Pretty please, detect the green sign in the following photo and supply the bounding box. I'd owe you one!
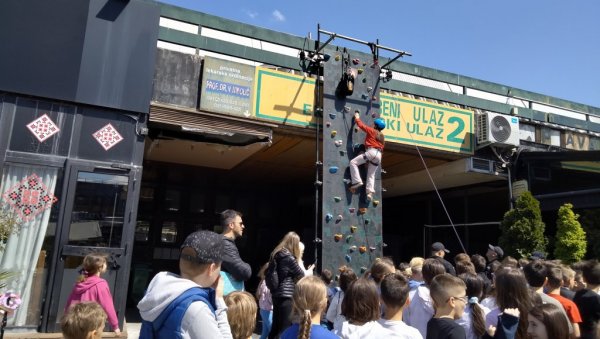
[200,57,255,117]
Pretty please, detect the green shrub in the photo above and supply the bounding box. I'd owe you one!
[0,208,20,253]
[499,191,547,258]
[554,203,587,264]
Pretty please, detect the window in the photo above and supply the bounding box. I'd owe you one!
[161,221,178,243]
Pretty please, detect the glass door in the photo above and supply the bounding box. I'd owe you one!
[43,161,137,332]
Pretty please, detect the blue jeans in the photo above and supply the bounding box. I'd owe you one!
[260,308,273,339]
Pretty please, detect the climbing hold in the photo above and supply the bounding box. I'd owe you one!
[325,121,331,127]
[339,150,346,156]
[354,127,359,133]
[364,219,370,225]
[352,58,360,65]
[333,196,342,202]
[329,166,338,174]
[357,68,364,74]
[348,207,356,213]
[329,112,336,119]
[334,274,339,281]
[336,215,343,223]
[334,140,343,147]
[360,266,368,274]
[325,213,333,222]
[372,200,380,207]
[372,96,377,101]
[367,86,373,92]
[349,246,357,252]
[344,106,351,113]
[362,93,369,100]
[371,113,377,118]
[362,61,367,66]
[345,254,352,263]
[358,207,367,215]
[359,246,367,254]
[350,225,357,233]
[334,233,343,242]
[362,78,367,83]
[346,235,353,243]
[331,130,337,137]
[335,55,341,61]
[369,246,377,252]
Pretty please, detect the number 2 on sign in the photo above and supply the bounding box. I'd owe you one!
[446,117,465,144]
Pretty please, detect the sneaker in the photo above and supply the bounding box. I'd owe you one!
[349,182,363,193]
[366,193,373,201]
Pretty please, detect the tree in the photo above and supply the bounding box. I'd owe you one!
[554,203,587,264]
[0,207,19,253]
[0,207,20,288]
[499,191,547,258]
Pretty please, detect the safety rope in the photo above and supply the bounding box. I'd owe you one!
[396,103,467,254]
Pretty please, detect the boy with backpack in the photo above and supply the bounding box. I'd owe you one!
[138,230,233,339]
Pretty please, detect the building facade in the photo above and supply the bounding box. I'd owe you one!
[0,0,599,332]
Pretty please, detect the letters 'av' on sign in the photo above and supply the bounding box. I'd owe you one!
[380,94,474,154]
[200,57,255,118]
[253,68,316,127]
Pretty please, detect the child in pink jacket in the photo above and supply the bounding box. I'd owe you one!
[65,253,121,336]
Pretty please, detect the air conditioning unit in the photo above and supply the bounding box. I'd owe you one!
[477,112,520,147]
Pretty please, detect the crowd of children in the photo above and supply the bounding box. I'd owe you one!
[59,237,600,339]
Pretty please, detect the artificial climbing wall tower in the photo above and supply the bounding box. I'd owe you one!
[321,50,384,276]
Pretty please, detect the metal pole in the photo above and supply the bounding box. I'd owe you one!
[507,165,514,209]
[380,53,407,70]
[318,29,412,56]
[313,25,321,268]
[314,34,336,54]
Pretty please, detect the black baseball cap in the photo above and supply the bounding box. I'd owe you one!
[180,230,224,264]
[530,251,546,260]
[488,244,504,258]
[431,242,450,253]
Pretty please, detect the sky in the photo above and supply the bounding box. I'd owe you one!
[161,0,600,109]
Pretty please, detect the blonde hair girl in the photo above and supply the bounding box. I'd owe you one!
[268,232,308,339]
[280,276,338,339]
[224,291,257,339]
[270,231,302,262]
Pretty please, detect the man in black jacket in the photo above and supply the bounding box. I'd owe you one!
[430,242,456,276]
[220,209,251,295]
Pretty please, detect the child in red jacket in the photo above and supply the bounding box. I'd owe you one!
[65,254,121,336]
[349,112,386,201]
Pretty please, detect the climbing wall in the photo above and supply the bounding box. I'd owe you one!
[321,51,383,277]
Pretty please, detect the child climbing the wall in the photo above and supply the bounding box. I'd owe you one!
[349,111,386,201]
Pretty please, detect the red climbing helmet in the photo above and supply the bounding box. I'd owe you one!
[374,118,386,130]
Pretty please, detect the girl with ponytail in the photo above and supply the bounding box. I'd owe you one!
[458,273,490,339]
[280,276,337,339]
[65,253,121,336]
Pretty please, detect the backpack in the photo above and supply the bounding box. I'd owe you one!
[265,257,279,292]
[139,287,216,339]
